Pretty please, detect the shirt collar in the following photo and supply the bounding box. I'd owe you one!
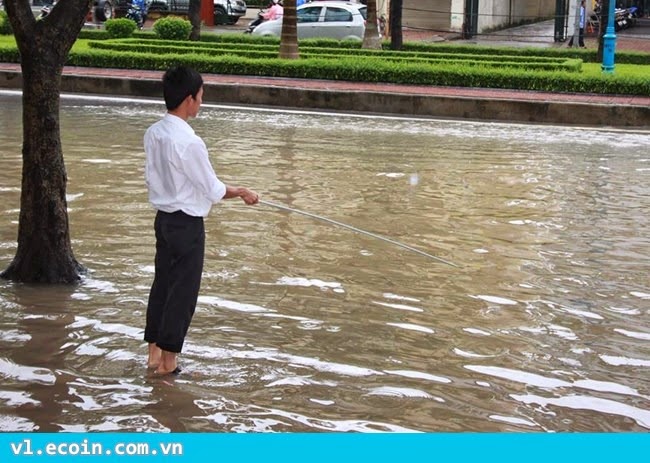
[163,112,195,135]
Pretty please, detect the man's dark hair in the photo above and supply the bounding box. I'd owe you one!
[162,66,204,111]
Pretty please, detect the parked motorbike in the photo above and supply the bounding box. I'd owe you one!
[125,2,147,29]
[37,1,56,20]
[614,7,638,31]
[37,6,51,19]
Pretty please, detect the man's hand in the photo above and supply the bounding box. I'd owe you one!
[240,188,259,205]
[223,185,259,204]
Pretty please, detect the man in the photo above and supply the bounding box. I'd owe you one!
[144,66,259,375]
[568,0,586,48]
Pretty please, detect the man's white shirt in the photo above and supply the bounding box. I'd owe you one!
[144,113,226,217]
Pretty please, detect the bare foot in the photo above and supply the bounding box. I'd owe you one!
[154,349,178,375]
[154,366,182,376]
[147,343,162,369]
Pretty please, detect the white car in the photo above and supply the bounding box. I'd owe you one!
[252,1,369,41]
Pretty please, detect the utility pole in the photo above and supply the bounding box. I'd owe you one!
[601,0,617,72]
[554,0,567,42]
[389,0,403,50]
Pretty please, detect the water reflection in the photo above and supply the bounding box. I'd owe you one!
[0,91,649,432]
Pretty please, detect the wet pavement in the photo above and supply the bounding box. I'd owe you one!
[400,17,650,53]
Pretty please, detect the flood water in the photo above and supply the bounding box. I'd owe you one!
[0,91,649,432]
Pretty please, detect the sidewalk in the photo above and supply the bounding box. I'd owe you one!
[401,18,650,53]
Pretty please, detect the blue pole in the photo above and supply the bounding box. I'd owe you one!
[601,0,617,73]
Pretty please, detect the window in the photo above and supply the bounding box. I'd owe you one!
[324,7,353,23]
[297,6,322,23]
[359,6,367,20]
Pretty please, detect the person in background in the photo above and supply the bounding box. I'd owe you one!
[568,0,587,47]
[261,0,284,21]
[144,66,259,376]
[246,0,283,33]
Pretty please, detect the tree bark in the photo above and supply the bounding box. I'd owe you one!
[189,0,201,41]
[389,0,403,50]
[1,0,88,283]
[362,0,382,49]
[279,0,299,59]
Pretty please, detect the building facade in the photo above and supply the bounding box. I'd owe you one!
[381,0,557,37]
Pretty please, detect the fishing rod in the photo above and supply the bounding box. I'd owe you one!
[259,200,458,268]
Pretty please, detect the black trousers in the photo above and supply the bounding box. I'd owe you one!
[144,210,205,353]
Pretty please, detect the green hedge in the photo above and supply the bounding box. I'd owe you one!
[399,41,650,65]
[62,48,650,95]
[158,31,650,65]
[153,16,192,40]
[0,11,13,35]
[74,28,650,65]
[105,18,137,39]
[1,30,648,95]
[90,38,576,63]
[88,39,583,72]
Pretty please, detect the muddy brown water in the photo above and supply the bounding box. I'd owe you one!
[1,91,649,432]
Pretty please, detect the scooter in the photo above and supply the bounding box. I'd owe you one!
[244,9,266,34]
[37,5,51,19]
[245,0,283,34]
[126,3,146,29]
[37,1,56,20]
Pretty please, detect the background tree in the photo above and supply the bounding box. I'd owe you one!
[362,0,381,49]
[389,0,403,50]
[1,0,88,283]
[188,0,201,41]
[279,0,299,59]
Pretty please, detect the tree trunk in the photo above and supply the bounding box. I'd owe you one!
[1,0,88,283]
[279,0,299,59]
[189,0,201,41]
[362,0,382,49]
[389,0,403,50]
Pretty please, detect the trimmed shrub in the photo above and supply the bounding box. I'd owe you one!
[2,29,648,96]
[88,39,584,73]
[152,17,191,41]
[59,46,650,96]
[0,11,13,35]
[105,18,137,39]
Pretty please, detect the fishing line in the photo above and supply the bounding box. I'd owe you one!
[259,200,458,268]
